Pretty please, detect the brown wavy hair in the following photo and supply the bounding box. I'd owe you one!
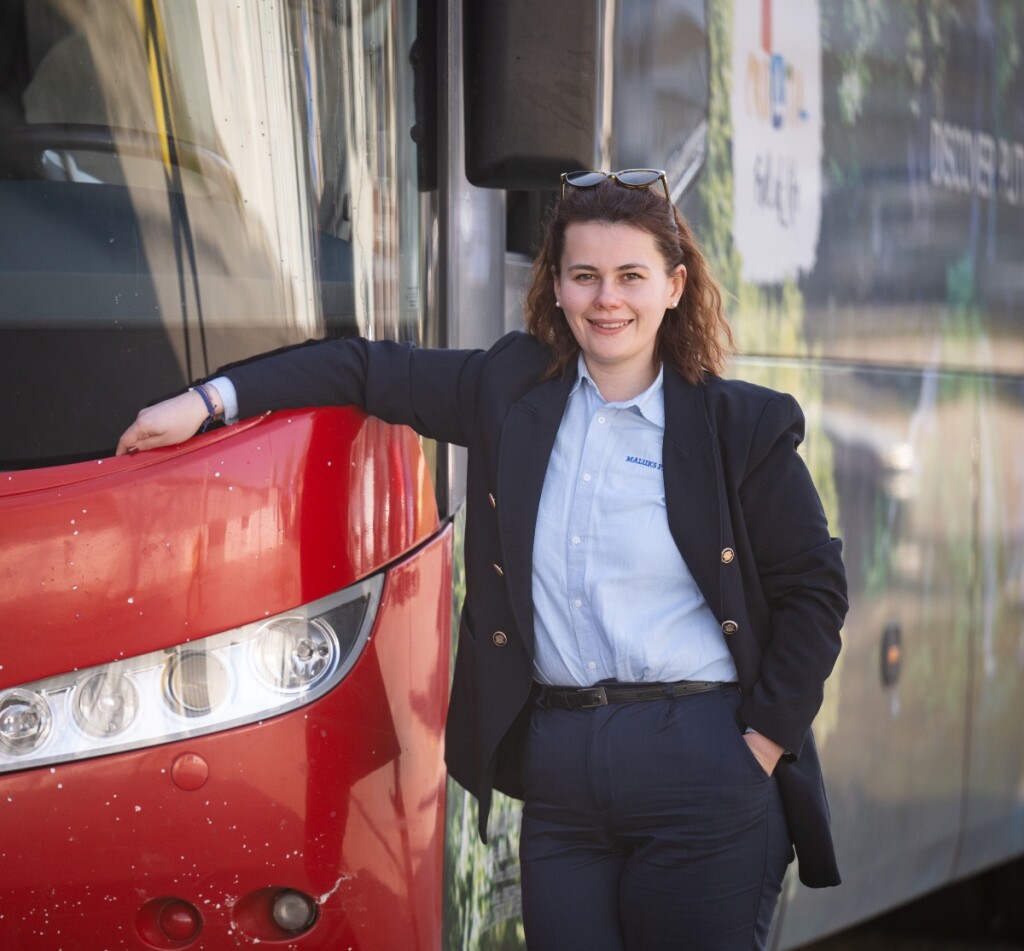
[524,177,734,384]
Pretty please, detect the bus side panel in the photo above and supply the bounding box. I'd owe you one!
[686,1,1024,946]
[957,375,1024,878]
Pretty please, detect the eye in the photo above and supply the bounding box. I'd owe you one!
[621,271,644,282]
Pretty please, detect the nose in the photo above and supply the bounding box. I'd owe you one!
[593,279,622,310]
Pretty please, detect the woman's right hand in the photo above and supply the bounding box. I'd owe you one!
[116,385,222,456]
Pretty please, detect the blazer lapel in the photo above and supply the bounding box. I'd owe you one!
[662,370,724,618]
[496,370,576,655]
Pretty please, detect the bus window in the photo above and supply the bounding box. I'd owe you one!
[612,0,709,200]
[0,0,431,468]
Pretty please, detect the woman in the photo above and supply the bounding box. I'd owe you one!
[118,170,848,950]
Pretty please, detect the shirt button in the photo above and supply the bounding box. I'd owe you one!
[582,473,591,482]
[597,415,606,424]
[492,563,504,577]
[721,620,739,635]
[721,547,736,564]
[574,599,582,608]
[572,535,581,545]
[587,661,597,670]
[492,631,508,647]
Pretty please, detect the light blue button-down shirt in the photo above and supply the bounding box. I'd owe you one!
[531,357,737,687]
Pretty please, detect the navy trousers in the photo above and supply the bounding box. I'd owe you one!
[519,686,793,950]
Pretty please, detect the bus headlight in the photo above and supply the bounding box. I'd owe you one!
[252,617,338,693]
[73,671,140,737]
[0,575,381,773]
[0,689,51,754]
[165,651,231,717]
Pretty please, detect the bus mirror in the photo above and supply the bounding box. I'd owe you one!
[463,0,602,189]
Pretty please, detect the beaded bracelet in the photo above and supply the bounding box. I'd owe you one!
[190,383,218,433]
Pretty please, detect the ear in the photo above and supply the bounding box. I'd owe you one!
[669,264,686,307]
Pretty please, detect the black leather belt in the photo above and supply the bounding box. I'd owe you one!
[537,680,733,710]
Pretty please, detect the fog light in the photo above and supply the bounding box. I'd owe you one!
[272,889,317,932]
[0,690,51,754]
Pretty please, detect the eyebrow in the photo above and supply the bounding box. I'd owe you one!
[566,262,652,273]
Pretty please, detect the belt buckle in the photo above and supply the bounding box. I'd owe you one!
[579,685,608,708]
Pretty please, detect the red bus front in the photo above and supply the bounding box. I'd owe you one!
[0,1,454,946]
[1,411,451,947]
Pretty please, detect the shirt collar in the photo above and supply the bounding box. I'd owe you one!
[573,354,665,427]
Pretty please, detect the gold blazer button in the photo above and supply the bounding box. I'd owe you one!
[721,620,739,635]
[488,492,497,509]
[721,547,735,564]
[493,563,505,577]
[492,631,508,647]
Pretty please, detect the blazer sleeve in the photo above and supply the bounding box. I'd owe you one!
[735,393,848,756]
[222,335,518,448]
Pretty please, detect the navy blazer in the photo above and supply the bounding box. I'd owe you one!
[227,331,849,887]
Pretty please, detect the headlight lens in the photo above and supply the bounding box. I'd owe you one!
[0,690,52,754]
[0,575,381,773]
[252,617,338,693]
[165,651,232,717]
[73,671,140,737]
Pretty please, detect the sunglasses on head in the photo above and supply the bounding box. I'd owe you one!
[560,168,671,203]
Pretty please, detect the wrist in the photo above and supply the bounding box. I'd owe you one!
[201,382,224,417]
[190,383,222,432]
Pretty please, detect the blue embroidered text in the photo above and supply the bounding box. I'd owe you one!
[625,455,664,471]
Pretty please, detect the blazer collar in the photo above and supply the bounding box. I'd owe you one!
[662,369,723,617]
[496,366,577,653]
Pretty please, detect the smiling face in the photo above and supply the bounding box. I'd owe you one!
[554,221,685,401]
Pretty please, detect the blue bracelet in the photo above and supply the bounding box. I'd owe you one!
[191,384,217,433]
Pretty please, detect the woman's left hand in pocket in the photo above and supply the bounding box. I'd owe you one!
[743,731,785,776]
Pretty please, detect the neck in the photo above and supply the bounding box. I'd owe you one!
[584,359,660,403]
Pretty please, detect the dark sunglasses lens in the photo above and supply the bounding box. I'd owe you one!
[615,169,663,187]
[564,170,608,188]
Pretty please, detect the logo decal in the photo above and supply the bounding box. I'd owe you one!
[625,455,664,471]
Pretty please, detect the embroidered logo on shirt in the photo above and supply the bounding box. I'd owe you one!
[625,455,664,471]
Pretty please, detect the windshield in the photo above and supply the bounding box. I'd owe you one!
[0,0,430,467]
